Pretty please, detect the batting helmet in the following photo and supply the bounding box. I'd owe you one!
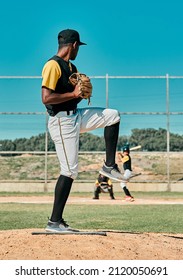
[123,144,130,153]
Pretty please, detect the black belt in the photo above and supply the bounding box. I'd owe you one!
[66,109,77,115]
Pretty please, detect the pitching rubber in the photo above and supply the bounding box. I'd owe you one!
[31,231,107,236]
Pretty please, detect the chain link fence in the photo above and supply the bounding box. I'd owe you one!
[0,75,183,191]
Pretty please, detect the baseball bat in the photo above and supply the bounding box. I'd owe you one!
[130,145,142,151]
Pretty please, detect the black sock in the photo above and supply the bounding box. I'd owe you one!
[123,186,132,197]
[104,122,120,166]
[50,175,73,222]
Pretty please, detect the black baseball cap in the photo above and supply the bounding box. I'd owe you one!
[58,29,86,45]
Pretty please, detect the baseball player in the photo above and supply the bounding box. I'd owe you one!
[93,174,115,200]
[118,144,134,202]
[41,29,125,233]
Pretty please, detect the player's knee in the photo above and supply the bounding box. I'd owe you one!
[114,109,120,123]
[105,109,120,126]
[61,170,78,180]
[71,170,78,180]
[71,171,78,180]
[120,182,125,188]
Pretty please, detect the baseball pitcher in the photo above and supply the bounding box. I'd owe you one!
[41,29,125,233]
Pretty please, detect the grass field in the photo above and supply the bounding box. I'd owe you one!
[1,191,183,198]
[1,192,183,233]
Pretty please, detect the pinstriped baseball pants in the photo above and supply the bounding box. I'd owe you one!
[48,107,120,179]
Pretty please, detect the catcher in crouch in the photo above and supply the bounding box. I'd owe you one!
[93,174,115,200]
[41,29,124,233]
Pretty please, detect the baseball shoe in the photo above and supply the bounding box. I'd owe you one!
[125,196,135,202]
[99,163,125,182]
[93,196,99,199]
[45,218,78,233]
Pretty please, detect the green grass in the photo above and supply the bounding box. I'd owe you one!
[1,191,183,199]
[0,191,54,197]
[0,202,183,233]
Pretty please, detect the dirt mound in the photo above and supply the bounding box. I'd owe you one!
[0,228,183,260]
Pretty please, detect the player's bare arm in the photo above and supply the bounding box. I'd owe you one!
[42,84,81,105]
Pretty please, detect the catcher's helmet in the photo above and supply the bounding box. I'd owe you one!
[123,144,130,153]
[98,174,108,183]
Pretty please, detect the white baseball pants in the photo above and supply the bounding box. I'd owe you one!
[120,169,132,188]
[48,107,120,179]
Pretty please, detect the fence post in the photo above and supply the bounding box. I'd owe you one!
[44,112,48,192]
[166,74,170,191]
[106,73,109,108]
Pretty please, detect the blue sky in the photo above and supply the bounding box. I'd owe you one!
[0,0,183,140]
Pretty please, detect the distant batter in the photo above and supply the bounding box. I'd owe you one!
[118,144,134,202]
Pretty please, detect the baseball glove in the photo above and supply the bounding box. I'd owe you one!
[69,73,92,105]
